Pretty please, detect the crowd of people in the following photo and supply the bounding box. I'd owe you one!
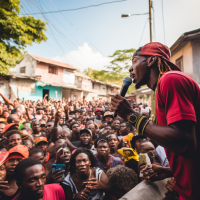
[1,41,198,200]
[0,92,177,200]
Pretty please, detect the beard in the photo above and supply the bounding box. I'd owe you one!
[135,68,150,89]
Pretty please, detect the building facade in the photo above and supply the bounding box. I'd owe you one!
[170,28,200,85]
[10,54,120,101]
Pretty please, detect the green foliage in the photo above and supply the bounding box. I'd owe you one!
[83,48,136,94]
[0,0,47,75]
[109,48,136,69]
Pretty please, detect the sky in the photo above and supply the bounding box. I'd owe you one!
[21,0,200,71]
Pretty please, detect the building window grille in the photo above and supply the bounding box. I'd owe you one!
[49,65,57,75]
[20,67,26,73]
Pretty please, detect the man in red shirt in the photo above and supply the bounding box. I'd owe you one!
[111,42,200,200]
[12,157,65,200]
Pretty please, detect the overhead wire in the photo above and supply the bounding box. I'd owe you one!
[21,0,66,55]
[0,0,127,16]
[49,0,106,56]
[28,0,67,58]
[138,18,149,48]
[29,0,103,69]
[27,0,88,68]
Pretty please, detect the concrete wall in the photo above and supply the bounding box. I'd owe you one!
[0,78,62,102]
[100,84,106,94]
[35,63,63,84]
[191,39,200,85]
[75,76,82,88]
[63,69,75,85]
[16,55,37,76]
[171,41,193,78]
[35,85,62,101]
[62,89,71,99]
[82,79,92,90]
[0,78,12,102]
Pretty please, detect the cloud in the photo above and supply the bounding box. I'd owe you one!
[52,43,112,71]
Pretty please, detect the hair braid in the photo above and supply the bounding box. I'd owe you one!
[157,57,172,81]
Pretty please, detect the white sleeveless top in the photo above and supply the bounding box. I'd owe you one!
[62,168,104,200]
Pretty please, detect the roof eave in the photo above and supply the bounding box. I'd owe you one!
[170,28,200,54]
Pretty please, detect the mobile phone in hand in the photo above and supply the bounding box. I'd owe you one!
[51,164,66,171]
[139,153,154,177]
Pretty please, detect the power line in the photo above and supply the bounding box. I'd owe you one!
[138,18,149,48]
[28,0,67,57]
[20,1,69,57]
[28,0,95,69]
[27,0,86,68]
[48,0,106,56]
[30,0,102,69]
[161,0,165,44]
[0,0,127,16]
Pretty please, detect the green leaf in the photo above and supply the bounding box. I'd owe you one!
[0,0,47,75]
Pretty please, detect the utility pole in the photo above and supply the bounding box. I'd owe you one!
[149,0,153,43]
[149,0,155,118]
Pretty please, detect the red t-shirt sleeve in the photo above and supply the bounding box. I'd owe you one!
[157,73,196,125]
[44,184,65,200]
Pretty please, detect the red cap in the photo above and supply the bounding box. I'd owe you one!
[95,108,103,113]
[4,123,19,132]
[7,145,29,160]
[35,137,48,146]
[134,42,181,71]
[0,151,9,166]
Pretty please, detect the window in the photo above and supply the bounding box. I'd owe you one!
[175,56,183,71]
[49,65,57,75]
[92,82,95,89]
[20,67,26,73]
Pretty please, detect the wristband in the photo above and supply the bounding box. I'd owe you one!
[141,119,150,135]
[136,116,146,134]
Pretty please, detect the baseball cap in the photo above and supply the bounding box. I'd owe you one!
[6,145,29,162]
[4,123,19,132]
[80,129,92,137]
[133,42,181,71]
[95,108,103,113]
[103,111,114,120]
[0,151,9,166]
[35,137,48,146]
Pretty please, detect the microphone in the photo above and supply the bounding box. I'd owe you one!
[114,77,132,117]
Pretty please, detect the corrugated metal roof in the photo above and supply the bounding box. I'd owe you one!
[28,54,76,70]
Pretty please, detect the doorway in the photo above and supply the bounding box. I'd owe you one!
[43,89,49,101]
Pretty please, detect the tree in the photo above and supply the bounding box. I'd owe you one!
[0,0,47,75]
[83,48,136,94]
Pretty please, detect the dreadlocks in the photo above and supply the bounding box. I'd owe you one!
[157,57,172,81]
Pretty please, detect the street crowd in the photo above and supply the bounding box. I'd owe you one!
[0,92,177,200]
[0,41,199,200]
